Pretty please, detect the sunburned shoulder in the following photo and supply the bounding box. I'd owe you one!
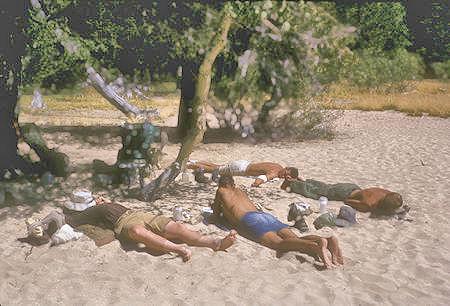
[363,187,391,194]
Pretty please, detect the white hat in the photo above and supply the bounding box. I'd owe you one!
[64,190,96,211]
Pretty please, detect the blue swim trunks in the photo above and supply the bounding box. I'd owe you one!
[239,211,289,242]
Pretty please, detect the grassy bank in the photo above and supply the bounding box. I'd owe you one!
[325,79,450,118]
[18,79,449,126]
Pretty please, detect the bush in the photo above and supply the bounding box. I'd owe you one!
[334,2,411,51]
[344,48,425,91]
[430,60,450,79]
[271,101,340,141]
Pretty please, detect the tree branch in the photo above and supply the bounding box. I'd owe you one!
[141,13,233,202]
[29,0,157,121]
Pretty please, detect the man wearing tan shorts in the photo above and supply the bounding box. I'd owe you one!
[28,197,236,262]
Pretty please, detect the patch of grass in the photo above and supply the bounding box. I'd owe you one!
[19,86,180,113]
[325,79,450,118]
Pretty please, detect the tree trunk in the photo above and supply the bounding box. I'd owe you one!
[0,1,43,178]
[0,56,31,178]
[257,88,282,126]
[86,67,158,121]
[141,13,233,202]
[177,61,199,138]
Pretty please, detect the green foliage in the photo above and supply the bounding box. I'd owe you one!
[430,60,450,79]
[420,2,449,62]
[343,48,425,90]
[23,0,223,89]
[215,1,356,105]
[209,1,356,139]
[23,6,85,90]
[335,2,411,51]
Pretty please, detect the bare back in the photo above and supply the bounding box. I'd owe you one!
[344,188,391,212]
[213,186,257,226]
[245,162,283,178]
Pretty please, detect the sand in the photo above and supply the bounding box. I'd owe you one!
[1,110,449,305]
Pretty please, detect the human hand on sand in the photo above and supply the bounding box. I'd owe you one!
[95,196,111,204]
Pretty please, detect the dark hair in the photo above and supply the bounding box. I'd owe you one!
[286,167,299,178]
[218,175,234,187]
[378,192,403,211]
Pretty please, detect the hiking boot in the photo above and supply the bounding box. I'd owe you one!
[293,217,309,232]
[211,169,220,183]
[194,168,209,184]
[287,202,312,222]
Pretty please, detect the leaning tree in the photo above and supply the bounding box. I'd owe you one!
[1,0,234,202]
[0,1,42,178]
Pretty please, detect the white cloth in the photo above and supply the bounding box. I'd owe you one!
[256,175,268,182]
[218,160,250,176]
[51,224,83,245]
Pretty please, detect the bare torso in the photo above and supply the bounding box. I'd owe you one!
[345,188,391,212]
[245,162,283,179]
[213,186,257,226]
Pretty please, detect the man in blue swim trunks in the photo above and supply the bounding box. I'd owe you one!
[207,175,344,269]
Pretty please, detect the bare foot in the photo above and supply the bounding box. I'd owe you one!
[315,237,332,269]
[327,236,344,265]
[214,229,237,251]
[300,236,332,269]
[178,247,192,262]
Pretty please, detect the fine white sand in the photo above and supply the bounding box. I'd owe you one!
[1,110,449,305]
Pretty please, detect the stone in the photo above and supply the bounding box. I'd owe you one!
[206,113,220,129]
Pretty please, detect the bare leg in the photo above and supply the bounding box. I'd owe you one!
[187,161,221,173]
[262,229,333,269]
[163,221,236,251]
[299,235,343,265]
[128,224,192,262]
[327,236,344,265]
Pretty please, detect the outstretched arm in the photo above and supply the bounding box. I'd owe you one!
[280,178,291,190]
[207,194,223,224]
[251,178,265,187]
[344,199,371,212]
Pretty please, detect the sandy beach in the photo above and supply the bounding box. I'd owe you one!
[1,110,449,305]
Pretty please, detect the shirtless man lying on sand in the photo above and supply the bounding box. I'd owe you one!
[282,179,405,215]
[207,175,343,269]
[28,197,236,262]
[187,160,305,187]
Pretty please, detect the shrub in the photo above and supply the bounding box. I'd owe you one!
[344,48,425,91]
[271,100,341,141]
[430,60,450,79]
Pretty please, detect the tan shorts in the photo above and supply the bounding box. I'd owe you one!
[114,211,172,239]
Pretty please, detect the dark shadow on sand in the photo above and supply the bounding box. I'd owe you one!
[39,125,251,145]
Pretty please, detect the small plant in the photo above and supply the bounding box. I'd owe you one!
[430,60,450,79]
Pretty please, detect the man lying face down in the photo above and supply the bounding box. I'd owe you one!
[187,160,305,187]
[282,178,405,215]
[207,175,344,269]
[27,197,237,262]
